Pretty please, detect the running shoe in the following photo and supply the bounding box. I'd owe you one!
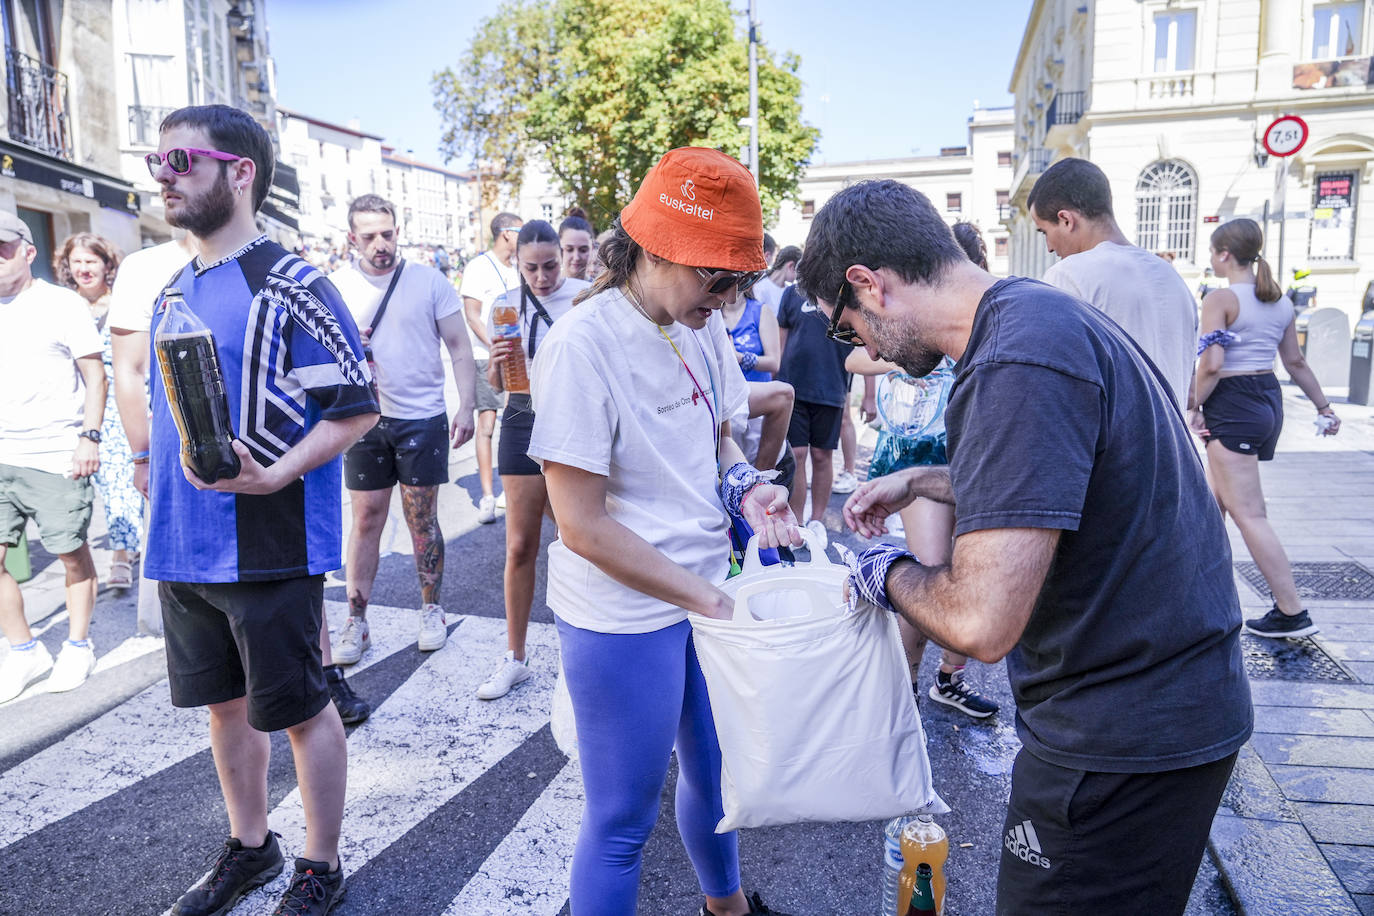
[418,604,448,652]
[476,650,532,700]
[701,891,794,915]
[271,857,345,916]
[47,640,96,693]
[173,833,284,916]
[928,668,999,718]
[495,490,507,510]
[324,665,370,725]
[0,643,53,703]
[332,616,369,666]
[478,494,498,524]
[804,519,829,553]
[1245,605,1319,639]
[831,471,859,494]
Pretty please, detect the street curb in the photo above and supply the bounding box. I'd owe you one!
[1208,742,1360,915]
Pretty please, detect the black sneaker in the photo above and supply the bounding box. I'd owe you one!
[1245,605,1319,639]
[325,664,370,724]
[700,891,794,915]
[928,669,999,718]
[272,857,346,915]
[172,833,284,916]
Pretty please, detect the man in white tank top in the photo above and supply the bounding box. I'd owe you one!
[1031,158,1198,411]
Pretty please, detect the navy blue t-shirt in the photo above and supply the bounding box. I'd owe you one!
[146,237,377,583]
[777,285,850,406]
[946,277,1252,773]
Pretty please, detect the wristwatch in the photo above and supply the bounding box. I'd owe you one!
[78,429,102,444]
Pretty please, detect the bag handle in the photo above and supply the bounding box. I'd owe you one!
[727,574,847,624]
[739,529,836,574]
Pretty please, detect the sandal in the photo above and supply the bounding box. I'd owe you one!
[107,560,134,589]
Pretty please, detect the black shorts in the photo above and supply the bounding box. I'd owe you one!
[498,394,541,476]
[1202,373,1283,461]
[344,413,450,490]
[159,576,329,732]
[995,749,1237,915]
[786,400,843,450]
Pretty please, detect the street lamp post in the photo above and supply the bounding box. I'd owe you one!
[747,0,760,187]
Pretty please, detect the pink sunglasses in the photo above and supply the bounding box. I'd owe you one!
[144,147,242,178]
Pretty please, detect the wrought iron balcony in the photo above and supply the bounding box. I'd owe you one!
[1027,148,1053,173]
[5,47,73,160]
[128,105,176,147]
[1046,90,1085,128]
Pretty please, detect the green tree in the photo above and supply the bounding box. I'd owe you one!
[432,0,818,227]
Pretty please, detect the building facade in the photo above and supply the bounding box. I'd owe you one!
[1008,0,1374,322]
[773,107,1015,275]
[277,108,385,248]
[381,147,470,254]
[3,0,144,277]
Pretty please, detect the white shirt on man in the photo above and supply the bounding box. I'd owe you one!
[330,258,463,420]
[0,280,105,475]
[107,240,196,333]
[528,291,749,634]
[1042,241,1198,409]
[459,251,519,360]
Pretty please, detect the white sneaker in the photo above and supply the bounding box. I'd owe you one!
[804,519,830,553]
[47,641,96,693]
[495,491,507,510]
[333,616,370,666]
[418,603,448,651]
[831,471,859,494]
[478,495,497,524]
[0,643,54,702]
[476,650,532,700]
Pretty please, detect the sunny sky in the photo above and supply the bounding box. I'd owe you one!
[269,0,1034,169]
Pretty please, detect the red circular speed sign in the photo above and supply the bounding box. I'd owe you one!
[1263,115,1309,158]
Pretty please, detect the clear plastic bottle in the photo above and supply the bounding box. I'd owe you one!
[880,815,915,916]
[154,288,241,482]
[491,303,529,393]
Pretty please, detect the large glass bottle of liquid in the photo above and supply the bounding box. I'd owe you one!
[491,302,529,393]
[896,814,948,915]
[154,288,241,482]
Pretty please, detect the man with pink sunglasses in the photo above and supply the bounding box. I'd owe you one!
[144,105,378,916]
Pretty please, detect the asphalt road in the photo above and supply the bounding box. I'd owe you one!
[0,437,1238,915]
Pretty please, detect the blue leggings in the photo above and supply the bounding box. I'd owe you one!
[557,616,739,915]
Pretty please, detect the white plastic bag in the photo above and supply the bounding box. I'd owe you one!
[690,534,947,832]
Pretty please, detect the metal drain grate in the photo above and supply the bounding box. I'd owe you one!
[1241,634,1354,681]
[1235,561,1374,601]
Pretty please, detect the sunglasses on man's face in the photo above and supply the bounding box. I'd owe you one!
[695,267,765,297]
[144,147,242,178]
[826,279,864,347]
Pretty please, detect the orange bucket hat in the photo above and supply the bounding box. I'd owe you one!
[620,147,766,272]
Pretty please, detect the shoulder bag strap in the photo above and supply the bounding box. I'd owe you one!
[367,259,406,339]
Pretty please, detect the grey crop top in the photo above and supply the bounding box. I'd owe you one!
[1222,283,1292,372]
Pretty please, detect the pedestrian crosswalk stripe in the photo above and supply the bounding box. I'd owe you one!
[186,614,567,914]
[442,757,581,916]
[0,601,433,852]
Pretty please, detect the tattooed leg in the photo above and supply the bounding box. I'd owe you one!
[347,487,393,619]
[400,484,444,606]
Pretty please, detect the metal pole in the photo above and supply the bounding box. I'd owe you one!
[748,0,760,187]
[1275,157,1288,285]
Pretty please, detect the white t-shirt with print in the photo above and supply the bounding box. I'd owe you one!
[458,251,519,360]
[107,240,196,333]
[528,290,749,634]
[1042,242,1198,409]
[330,259,463,419]
[486,277,590,365]
[0,280,106,475]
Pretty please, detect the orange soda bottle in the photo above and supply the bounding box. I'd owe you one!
[896,814,948,915]
[491,303,529,393]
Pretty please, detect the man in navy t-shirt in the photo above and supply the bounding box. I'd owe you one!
[776,283,851,549]
[145,105,377,916]
[798,180,1251,915]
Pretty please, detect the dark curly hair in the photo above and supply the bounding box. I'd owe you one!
[54,232,122,292]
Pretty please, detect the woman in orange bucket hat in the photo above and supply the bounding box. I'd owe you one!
[525,148,802,915]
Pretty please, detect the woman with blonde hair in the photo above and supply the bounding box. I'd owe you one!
[55,233,142,589]
[1190,217,1339,638]
[528,148,800,915]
